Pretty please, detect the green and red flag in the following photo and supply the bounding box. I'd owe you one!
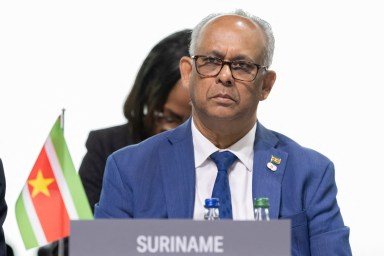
[15,116,93,249]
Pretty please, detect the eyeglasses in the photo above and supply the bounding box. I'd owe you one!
[154,111,184,126]
[192,55,267,82]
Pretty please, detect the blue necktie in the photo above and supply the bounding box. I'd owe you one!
[210,151,237,219]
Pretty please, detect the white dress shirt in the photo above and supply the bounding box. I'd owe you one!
[191,119,256,220]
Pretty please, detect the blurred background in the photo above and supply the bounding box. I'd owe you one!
[1,0,383,255]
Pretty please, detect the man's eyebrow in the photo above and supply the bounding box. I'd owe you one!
[204,50,223,58]
[206,50,254,62]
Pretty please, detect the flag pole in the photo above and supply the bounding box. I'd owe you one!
[58,239,65,256]
[61,108,66,131]
[58,108,65,256]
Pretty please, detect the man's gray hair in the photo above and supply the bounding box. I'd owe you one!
[189,9,275,67]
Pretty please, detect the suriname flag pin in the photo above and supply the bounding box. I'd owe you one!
[270,155,281,165]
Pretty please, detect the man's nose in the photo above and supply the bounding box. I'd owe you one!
[215,63,234,86]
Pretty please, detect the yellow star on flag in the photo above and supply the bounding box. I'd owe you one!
[28,170,55,197]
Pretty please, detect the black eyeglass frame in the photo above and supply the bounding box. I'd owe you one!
[191,55,268,82]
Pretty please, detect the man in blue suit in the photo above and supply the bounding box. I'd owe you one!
[95,9,351,255]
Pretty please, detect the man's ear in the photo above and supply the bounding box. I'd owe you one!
[179,56,193,89]
[260,70,276,101]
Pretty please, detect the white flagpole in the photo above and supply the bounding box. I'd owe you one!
[58,108,65,256]
[60,108,65,131]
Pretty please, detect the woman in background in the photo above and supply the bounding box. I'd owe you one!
[37,29,192,256]
[79,29,192,212]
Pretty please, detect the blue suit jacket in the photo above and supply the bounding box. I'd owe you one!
[95,119,351,255]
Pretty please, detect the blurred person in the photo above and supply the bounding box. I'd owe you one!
[79,29,192,212]
[38,29,192,256]
[95,10,351,255]
[0,159,7,256]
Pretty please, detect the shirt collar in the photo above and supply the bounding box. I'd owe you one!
[191,118,256,172]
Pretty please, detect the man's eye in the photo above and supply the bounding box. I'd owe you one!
[203,57,221,64]
[232,61,252,70]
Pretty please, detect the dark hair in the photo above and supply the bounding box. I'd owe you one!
[123,29,191,143]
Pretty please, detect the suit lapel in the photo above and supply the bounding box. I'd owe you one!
[252,123,287,219]
[159,119,195,218]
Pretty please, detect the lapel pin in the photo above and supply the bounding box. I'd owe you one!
[270,155,281,165]
[267,162,277,171]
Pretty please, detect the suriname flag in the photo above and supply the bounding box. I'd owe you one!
[15,116,93,249]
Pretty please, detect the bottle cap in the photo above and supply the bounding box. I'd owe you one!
[254,197,270,208]
[204,198,220,208]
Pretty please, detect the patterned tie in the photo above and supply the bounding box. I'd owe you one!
[210,151,237,219]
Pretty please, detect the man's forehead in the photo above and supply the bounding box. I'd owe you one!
[195,14,266,57]
[203,14,259,31]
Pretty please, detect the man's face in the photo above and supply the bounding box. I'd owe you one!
[181,15,275,127]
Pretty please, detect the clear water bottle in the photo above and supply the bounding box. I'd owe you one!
[204,198,220,220]
[254,197,270,221]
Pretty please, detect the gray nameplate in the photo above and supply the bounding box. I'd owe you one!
[70,219,290,256]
